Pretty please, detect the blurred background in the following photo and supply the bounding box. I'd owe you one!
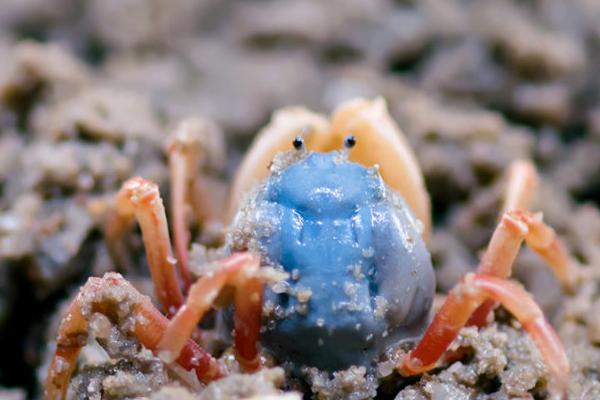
[1,0,600,398]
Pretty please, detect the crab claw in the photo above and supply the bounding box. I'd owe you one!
[227,98,431,240]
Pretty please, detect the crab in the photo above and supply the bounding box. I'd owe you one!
[44,98,577,399]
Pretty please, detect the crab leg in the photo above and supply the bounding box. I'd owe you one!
[44,286,90,400]
[398,273,569,396]
[497,160,576,287]
[116,177,184,315]
[467,211,575,326]
[479,211,573,283]
[467,161,575,327]
[166,121,205,289]
[233,271,263,371]
[501,159,538,214]
[157,252,263,372]
[44,273,223,400]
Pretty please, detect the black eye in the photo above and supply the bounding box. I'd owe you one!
[293,136,304,150]
[344,135,356,149]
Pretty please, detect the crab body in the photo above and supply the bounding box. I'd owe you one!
[231,151,435,371]
[45,100,573,400]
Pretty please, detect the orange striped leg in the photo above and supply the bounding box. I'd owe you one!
[167,118,227,289]
[166,124,203,290]
[501,159,538,214]
[158,252,263,372]
[499,160,573,285]
[116,177,184,315]
[44,281,92,400]
[470,160,575,327]
[234,272,263,371]
[468,211,576,326]
[398,274,569,396]
[44,273,222,400]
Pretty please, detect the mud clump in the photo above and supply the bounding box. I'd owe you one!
[304,366,378,400]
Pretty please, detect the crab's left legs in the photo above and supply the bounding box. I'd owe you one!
[115,178,184,315]
[157,252,263,372]
[398,273,569,396]
[167,121,203,289]
[167,118,226,290]
[233,260,264,371]
[44,273,223,400]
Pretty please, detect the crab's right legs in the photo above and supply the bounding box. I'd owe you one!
[44,273,223,400]
[479,211,574,287]
[466,210,575,327]
[468,160,577,327]
[501,159,538,214]
[398,273,569,396]
[495,159,576,287]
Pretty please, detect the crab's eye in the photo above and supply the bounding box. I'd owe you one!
[344,135,357,149]
[292,136,304,150]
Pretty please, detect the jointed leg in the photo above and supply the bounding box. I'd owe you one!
[497,160,576,287]
[400,161,572,395]
[468,211,575,326]
[398,273,569,396]
[116,177,184,315]
[44,282,90,400]
[44,273,223,400]
[478,211,574,284]
[166,120,205,290]
[501,159,538,214]
[233,269,263,372]
[468,160,576,326]
[158,252,263,372]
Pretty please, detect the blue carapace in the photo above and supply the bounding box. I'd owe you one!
[229,145,435,372]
